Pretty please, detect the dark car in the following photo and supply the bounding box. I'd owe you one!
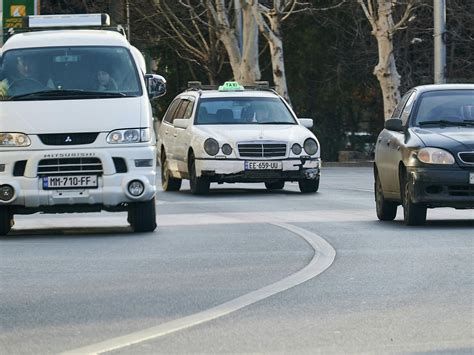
[374,84,474,225]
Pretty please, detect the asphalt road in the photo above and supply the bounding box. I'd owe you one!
[1,167,473,354]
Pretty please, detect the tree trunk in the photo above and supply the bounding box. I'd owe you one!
[373,1,401,119]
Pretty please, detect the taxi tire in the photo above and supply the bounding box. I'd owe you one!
[161,153,182,192]
[298,177,319,193]
[128,197,157,233]
[0,206,13,236]
[189,153,210,195]
[375,173,397,221]
[401,172,427,226]
[265,181,285,190]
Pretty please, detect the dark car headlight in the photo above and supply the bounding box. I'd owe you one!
[417,147,455,165]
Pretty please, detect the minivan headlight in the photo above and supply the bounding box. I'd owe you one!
[303,138,318,155]
[0,133,31,147]
[107,128,150,144]
[417,147,455,165]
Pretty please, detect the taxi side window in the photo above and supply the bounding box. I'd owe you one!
[163,99,180,124]
[174,100,190,120]
[183,99,195,119]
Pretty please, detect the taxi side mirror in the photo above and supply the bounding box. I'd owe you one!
[298,118,314,129]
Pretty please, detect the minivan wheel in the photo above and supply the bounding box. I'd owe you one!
[375,173,397,221]
[400,173,427,226]
[298,177,319,193]
[265,181,285,190]
[189,153,210,195]
[161,153,182,192]
[128,197,157,233]
[0,206,13,236]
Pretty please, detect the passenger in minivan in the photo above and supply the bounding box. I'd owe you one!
[96,69,118,91]
[0,56,45,98]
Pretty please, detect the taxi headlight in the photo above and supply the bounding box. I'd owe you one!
[107,128,150,144]
[204,138,219,156]
[291,143,302,155]
[417,148,455,165]
[222,143,233,155]
[0,133,31,147]
[303,138,318,155]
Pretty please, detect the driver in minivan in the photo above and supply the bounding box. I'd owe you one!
[0,56,44,98]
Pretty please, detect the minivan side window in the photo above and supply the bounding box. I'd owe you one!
[163,99,181,124]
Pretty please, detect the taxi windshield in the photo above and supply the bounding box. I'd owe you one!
[0,46,142,101]
[195,97,297,125]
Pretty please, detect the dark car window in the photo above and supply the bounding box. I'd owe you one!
[392,91,413,119]
[400,92,416,125]
[413,90,474,125]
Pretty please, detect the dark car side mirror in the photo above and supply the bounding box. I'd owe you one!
[145,74,166,99]
[384,118,404,132]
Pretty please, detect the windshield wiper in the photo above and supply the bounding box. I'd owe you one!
[418,120,470,127]
[8,89,127,100]
[259,122,295,125]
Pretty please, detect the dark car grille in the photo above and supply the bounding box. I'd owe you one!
[37,158,103,176]
[448,185,474,197]
[38,133,99,146]
[458,152,474,164]
[238,143,287,158]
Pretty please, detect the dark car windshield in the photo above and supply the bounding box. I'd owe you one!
[195,97,296,125]
[414,90,474,126]
[0,46,142,101]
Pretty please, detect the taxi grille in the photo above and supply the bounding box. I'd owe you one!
[37,158,103,176]
[238,143,287,158]
[458,152,474,164]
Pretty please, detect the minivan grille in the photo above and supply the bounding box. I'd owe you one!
[238,143,287,158]
[458,152,474,164]
[38,133,99,146]
[37,158,103,175]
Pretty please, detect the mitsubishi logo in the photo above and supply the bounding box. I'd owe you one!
[65,136,72,143]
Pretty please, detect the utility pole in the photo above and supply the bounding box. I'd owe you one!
[434,0,446,84]
[126,0,130,42]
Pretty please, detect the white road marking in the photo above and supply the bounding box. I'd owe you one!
[61,222,336,355]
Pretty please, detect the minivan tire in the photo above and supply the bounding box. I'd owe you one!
[0,206,13,236]
[128,197,157,233]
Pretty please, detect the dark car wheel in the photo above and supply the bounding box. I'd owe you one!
[375,173,397,221]
[265,181,285,190]
[161,152,182,192]
[298,177,319,193]
[128,197,157,233]
[189,152,210,195]
[400,172,427,226]
[0,206,13,236]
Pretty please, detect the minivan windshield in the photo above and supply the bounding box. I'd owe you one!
[0,46,142,101]
[195,97,297,125]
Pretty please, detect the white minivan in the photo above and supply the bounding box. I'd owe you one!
[0,14,166,235]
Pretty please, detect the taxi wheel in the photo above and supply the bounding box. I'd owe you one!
[401,173,427,226]
[265,181,285,190]
[298,177,319,193]
[189,153,210,195]
[161,153,182,192]
[0,206,13,236]
[128,197,157,233]
[375,173,397,221]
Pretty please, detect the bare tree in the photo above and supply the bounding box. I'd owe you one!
[357,0,418,119]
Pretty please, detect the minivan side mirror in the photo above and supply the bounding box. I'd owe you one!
[145,74,166,99]
[384,118,404,131]
[298,118,314,129]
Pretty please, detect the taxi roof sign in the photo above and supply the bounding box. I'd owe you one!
[219,81,244,91]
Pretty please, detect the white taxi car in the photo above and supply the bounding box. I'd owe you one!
[156,82,321,194]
